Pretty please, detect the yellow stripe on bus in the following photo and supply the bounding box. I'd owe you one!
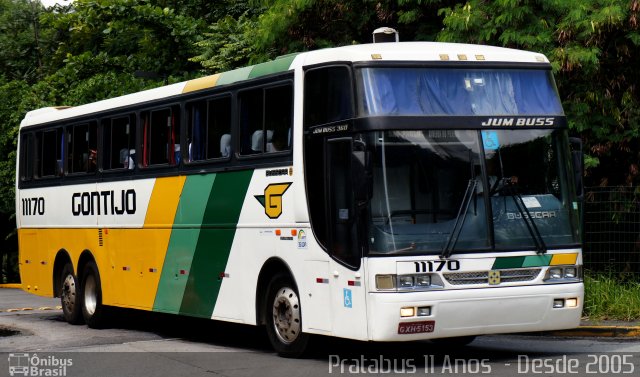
[144,176,186,228]
[108,176,187,309]
[550,253,578,265]
[182,74,221,94]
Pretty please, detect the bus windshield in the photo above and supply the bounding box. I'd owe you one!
[358,68,564,116]
[366,129,580,255]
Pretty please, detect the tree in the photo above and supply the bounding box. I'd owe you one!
[192,1,497,71]
[437,0,640,186]
[0,0,209,282]
[0,0,56,82]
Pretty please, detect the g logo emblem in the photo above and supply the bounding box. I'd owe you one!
[255,183,292,219]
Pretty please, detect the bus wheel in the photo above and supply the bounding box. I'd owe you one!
[60,263,83,325]
[265,275,309,357]
[81,261,107,328]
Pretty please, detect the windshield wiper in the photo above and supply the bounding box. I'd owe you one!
[503,180,548,254]
[440,179,477,259]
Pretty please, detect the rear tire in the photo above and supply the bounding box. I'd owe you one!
[81,261,108,328]
[60,263,83,325]
[264,274,309,357]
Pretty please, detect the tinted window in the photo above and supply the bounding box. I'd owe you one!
[239,84,292,156]
[67,122,97,174]
[103,115,136,170]
[304,66,353,127]
[35,128,63,178]
[186,96,232,162]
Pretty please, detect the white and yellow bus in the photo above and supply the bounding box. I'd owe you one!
[16,40,583,356]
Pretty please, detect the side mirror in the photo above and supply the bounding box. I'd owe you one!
[569,137,584,201]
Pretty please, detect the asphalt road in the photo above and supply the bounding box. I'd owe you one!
[1,288,640,377]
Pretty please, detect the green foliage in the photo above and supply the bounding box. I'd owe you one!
[190,12,260,73]
[192,0,452,70]
[584,272,640,321]
[0,0,209,283]
[438,0,640,186]
[42,0,204,78]
[0,0,56,83]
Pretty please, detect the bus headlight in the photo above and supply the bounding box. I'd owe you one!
[375,274,443,291]
[564,267,577,279]
[548,267,563,279]
[416,275,431,287]
[399,276,414,288]
[544,265,582,282]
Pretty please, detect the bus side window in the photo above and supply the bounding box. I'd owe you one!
[186,101,206,161]
[208,96,231,158]
[103,115,135,171]
[20,133,35,181]
[304,66,353,127]
[239,88,263,155]
[142,106,180,167]
[239,83,292,156]
[265,85,292,153]
[186,96,232,162]
[35,128,63,178]
[67,122,97,174]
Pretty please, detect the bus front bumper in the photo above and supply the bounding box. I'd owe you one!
[367,283,583,341]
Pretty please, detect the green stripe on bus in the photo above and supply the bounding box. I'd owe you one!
[153,174,217,313]
[522,255,552,267]
[248,54,298,79]
[179,170,254,318]
[492,256,526,270]
[216,66,253,86]
[492,254,554,269]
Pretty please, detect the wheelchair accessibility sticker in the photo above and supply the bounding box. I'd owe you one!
[343,288,353,308]
[482,131,500,150]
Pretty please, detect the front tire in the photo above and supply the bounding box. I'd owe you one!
[264,275,309,357]
[81,261,108,328]
[60,263,83,325]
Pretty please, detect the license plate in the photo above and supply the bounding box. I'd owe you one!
[398,321,435,334]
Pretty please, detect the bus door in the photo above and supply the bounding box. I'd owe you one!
[325,137,369,339]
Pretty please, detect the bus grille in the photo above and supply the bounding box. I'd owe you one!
[443,268,542,285]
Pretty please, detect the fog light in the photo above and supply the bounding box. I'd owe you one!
[400,307,415,317]
[549,268,563,279]
[566,298,578,308]
[399,276,414,288]
[417,306,431,317]
[553,299,564,308]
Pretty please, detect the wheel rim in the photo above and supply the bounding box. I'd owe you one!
[61,274,76,314]
[83,274,97,316]
[271,287,301,344]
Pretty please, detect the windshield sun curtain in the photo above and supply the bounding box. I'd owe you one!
[359,68,564,116]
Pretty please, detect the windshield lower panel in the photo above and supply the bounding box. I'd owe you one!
[367,129,580,256]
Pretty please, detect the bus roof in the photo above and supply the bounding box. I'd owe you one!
[21,42,549,128]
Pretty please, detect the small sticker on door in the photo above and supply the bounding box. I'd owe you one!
[343,288,352,308]
[297,230,307,249]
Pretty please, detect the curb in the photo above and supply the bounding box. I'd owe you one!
[0,306,61,313]
[0,284,21,289]
[542,326,640,338]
